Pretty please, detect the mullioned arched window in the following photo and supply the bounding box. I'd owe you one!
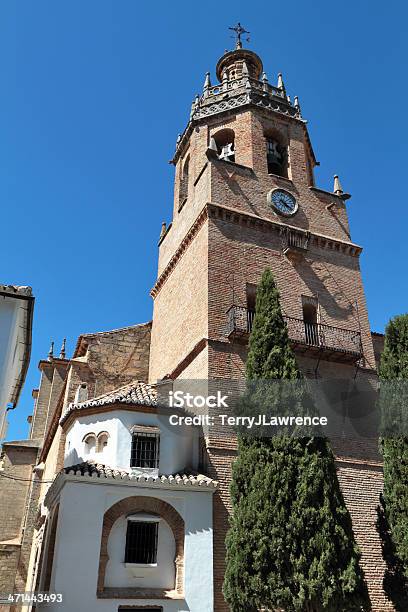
[82,432,96,456]
[97,431,109,453]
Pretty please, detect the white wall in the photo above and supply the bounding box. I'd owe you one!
[0,297,22,439]
[64,409,198,475]
[43,480,214,612]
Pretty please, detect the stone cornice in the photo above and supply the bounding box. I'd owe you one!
[196,90,299,122]
[150,206,209,298]
[207,202,362,256]
[38,357,70,371]
[310,186,351,201]
[151,202,362,300]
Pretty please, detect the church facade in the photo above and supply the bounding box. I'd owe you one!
[0,35,393,612]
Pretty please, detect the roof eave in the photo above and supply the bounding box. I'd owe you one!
[60,400,158,429]
[44,471,218,509]
[9,293,35,408]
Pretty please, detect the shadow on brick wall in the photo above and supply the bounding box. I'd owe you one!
[377,494,408,611]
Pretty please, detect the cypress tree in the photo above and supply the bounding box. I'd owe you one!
[380,314,408,575]
[223,268,367,612]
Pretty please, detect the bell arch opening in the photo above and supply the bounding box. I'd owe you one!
[264,128,288,177]
[213,128,235,162]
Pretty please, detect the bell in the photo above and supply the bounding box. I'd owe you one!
[219,143,234,161]
[267,140,282,163]
[267,152,281,165]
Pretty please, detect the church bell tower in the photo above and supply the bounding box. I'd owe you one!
[148,27,389,611]
[149,28,376,384]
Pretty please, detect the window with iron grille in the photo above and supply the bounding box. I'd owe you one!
[130,433,159,469]
[125,520,159,564]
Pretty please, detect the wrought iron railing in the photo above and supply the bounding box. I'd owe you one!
[283,315,362,356]
[226,306,362,357]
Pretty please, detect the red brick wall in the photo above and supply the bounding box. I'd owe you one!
[337,461,394,611]
[207,212,376,369]
[150,92,387,611]
[207,446,236,612]
[150,221,209,383]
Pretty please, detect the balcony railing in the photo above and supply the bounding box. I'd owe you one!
[280,228,310,263]
[226,306,362,361]
[282,228,310,251]
[204,76,286,100]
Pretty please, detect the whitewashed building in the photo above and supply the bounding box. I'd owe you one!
[0,285,34,440]
[32,381,217,612]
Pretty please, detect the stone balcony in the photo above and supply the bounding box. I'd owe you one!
[280,227,311,263]
[204,76,286,101]
[226,306,362,363]
[191,74,300,123]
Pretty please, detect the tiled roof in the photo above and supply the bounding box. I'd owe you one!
[74,380,156,409]
[61,380,157,424]
[62,461,218,488]
[0,284,33,296]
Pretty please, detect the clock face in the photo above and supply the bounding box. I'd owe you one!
[269,189,298,217]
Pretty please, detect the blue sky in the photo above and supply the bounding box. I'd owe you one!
[1,1,407,440]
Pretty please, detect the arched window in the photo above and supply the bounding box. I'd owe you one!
[83,433,96,456]
[74,382,88,404]
[99,496,184,597]
[179,154,190,211]
[264,130,288,177]
[183,155,189,179]
[302,296,319,346]
[97,431,109,454]
[213,128,235,162]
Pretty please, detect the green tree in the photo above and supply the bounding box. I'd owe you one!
[380,314,408,576]
[223,268,367,611]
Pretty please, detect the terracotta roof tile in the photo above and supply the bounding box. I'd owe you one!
[62,461,218,488]
[61,380,157,424]
[74,380,156,409]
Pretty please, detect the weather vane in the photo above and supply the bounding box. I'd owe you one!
[229,22,250,49]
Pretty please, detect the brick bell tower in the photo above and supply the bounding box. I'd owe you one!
[149,27,389,611]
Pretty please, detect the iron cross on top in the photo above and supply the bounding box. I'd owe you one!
[229,22,250,49]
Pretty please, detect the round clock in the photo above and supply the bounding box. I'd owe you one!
[268,189,298,217]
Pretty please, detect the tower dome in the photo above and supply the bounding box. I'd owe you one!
[216,47,263,82]
[216,22,263,82]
